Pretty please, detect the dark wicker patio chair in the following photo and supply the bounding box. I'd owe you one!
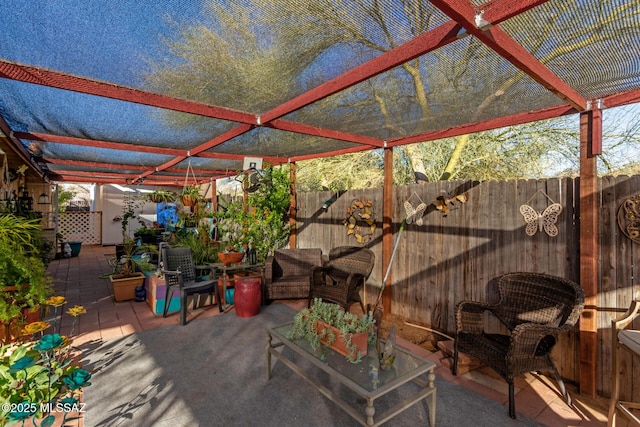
[161,246,219,325]
[263,248,323,301]
[452,272,585,419]
[308,246,375,312]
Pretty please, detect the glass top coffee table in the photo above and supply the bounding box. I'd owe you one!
[266,322,436,427]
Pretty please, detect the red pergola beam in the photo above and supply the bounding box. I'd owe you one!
[45,158,156,172]
[260,20,463,123]
[45,158,229,176]
[431,0,587,110]
[388,103,577,147]
[0,60,257,125]
[16,132,186,157]
[603,88,640,109]
[481,0,551,23]
[260,0,551,125]
[288,144,377,163]
[268,119,384,148]
[189,124,254,155]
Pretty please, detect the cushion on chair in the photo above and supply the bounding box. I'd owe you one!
[619,329,640,356]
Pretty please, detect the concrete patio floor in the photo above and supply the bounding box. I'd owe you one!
[48,244,612,427]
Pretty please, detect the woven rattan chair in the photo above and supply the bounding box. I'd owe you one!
[264,248,323,301]
[161,246,219,325]
[308,246,375,312]
[608,300,640,427]
[452,272,585,419]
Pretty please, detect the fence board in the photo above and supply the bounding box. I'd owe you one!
[296,176,640,394]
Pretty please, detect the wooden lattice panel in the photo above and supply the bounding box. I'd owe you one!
[58,211,102,245]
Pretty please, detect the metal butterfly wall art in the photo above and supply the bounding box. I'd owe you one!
[519,203,563,237]
[434,189,468,216]
[403,191,427,225]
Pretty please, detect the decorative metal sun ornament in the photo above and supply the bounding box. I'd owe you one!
[618,194,640,243]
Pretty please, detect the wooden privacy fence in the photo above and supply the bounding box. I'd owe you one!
[296,175,640,398]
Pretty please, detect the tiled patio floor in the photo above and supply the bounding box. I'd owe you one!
[49,244,612,427]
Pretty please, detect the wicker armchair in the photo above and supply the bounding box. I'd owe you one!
[308,246,375,312]
[452,272,585,419]
[263,248,323,301]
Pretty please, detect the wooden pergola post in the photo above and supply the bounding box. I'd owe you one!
[382,147,393,315]
[579,108,601,398]
[210,178,217,212]
[289,162,297,249]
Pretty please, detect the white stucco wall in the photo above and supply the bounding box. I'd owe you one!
[96,184,164,245]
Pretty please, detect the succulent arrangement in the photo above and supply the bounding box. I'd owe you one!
[289,298,375,363]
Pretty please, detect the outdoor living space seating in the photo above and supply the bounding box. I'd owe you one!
[452,272,585,419]
[308,246,375,312]
[263,248,323,302]
[45,245,611,426]
[608,300,640,426]
[161,246,220,325]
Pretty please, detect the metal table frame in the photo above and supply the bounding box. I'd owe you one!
[266,322,436,427]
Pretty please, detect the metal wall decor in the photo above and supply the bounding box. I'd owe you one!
[519,189,563,237]
[344,197,376,244]
[404,191,426,225]
[434,188,468,216]
[618,194,640,243]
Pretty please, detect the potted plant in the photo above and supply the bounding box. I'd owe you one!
[146,190,176,204]
[215,168,291,263]
[109,191,147,301]
[289,298,375,363]
[181,185,202,208]
[134,226,162,244]
[0,214,54,343]
[109,238,146,302]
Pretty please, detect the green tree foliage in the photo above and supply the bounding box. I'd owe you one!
[145,0,640,189]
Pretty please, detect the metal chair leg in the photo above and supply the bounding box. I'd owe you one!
[508,381,516,419]
[163,285,176,318]
[180,289,187,325]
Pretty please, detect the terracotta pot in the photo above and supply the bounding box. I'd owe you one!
[181,195,198,207]
[315,320,368,360]
[218,252,244,266]
[0,306,41,345]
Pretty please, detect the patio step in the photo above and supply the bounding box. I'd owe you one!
[437,340,483,375]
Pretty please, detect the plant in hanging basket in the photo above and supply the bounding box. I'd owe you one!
[289,298,374,363]
[181,185,202,207]
[146,190,176,204]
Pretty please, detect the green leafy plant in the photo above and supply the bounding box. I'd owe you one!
[113,238,140,278]
[0,215,54,330]
[180,185,202,207]
[0,297,90,426]
[146,190,176,204]
[289,298,375,363]
[173,227,220,265]
[215,166,291,260]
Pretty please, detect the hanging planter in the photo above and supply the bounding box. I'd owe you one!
[147,190,176,204]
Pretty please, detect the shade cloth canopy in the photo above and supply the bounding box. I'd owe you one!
[0,0,638,185]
